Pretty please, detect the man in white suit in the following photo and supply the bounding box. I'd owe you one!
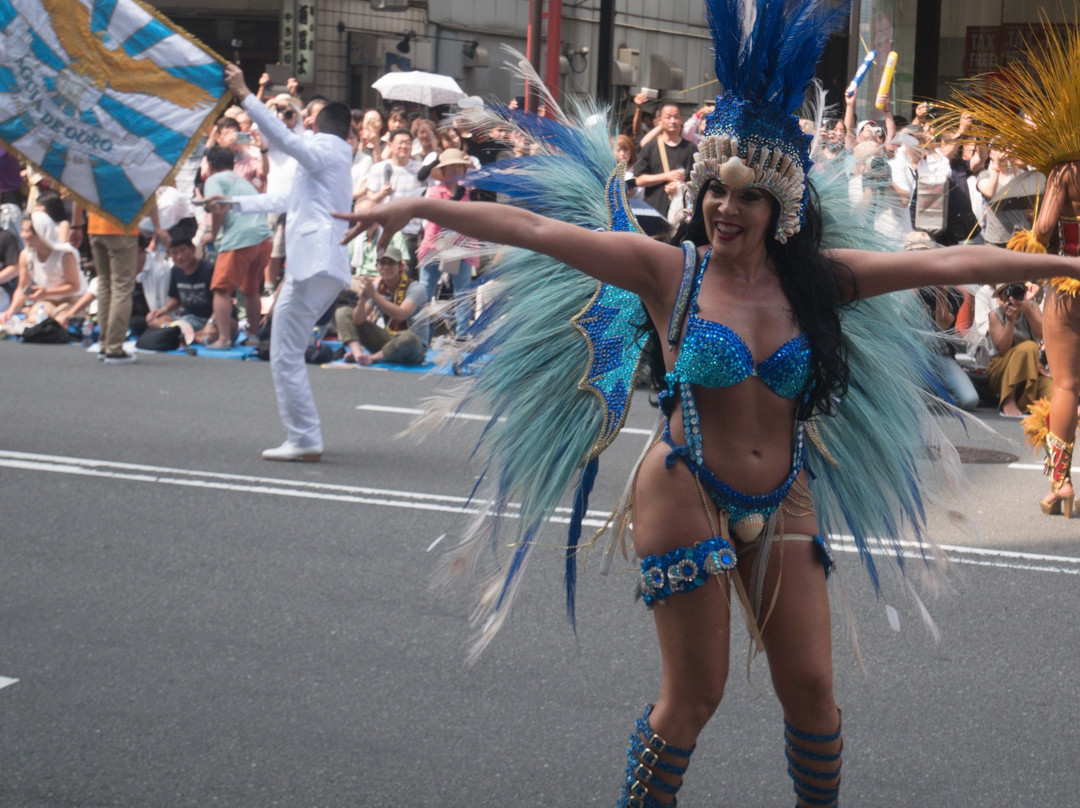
[210,65,353,461]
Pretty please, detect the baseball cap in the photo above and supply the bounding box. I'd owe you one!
[378,245,403,264]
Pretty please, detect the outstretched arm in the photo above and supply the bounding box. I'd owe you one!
[832,244,1080,301]
[333,197,680,303]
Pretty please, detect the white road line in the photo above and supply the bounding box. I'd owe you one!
[356,404,655,436]
[0,677,18,690]
[0,450,613,525]
[2,450,1077,576]
[1008,462,1043,471]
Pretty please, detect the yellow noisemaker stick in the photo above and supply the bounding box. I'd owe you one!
[875,51,898,109]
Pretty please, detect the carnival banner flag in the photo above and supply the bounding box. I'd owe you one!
[0,0,228,225]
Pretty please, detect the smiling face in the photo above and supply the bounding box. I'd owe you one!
[377,257,404,286]
[390,132,413,163]
[700,178,776,252]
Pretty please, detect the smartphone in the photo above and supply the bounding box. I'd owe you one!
[641,87,659,100]
[235,132,252,145]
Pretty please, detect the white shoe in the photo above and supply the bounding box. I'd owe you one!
[262,440,323,462]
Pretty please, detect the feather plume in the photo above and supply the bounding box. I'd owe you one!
[415,49,643,660]
[935,11,1080,174]
[1021,397,1052,451]
[704,0,850,114]
[806,151,976,633]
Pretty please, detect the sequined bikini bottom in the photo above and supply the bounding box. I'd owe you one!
[660,419,805,543]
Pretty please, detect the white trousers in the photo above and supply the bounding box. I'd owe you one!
[270,272,345,447]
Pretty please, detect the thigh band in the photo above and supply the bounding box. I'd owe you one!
[635,536,737,607]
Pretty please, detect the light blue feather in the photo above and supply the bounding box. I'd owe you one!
[807,154,965,600]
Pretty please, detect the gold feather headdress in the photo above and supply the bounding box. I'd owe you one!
[935,12,1080,175]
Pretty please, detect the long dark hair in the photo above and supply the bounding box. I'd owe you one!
[643,180,852,420]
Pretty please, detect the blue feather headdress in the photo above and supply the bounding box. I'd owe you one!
[689,0,850,241]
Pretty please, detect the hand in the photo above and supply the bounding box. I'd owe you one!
[286,77,299,96]
[258,72,271,88]
[333,199,414,248]
[155,227,170,249]
[669,168,686,183]
[957,111,972,134]
[359,277,376,297]
[224,63,250,101]
[26,285,43,302]
[507,98,519,110]
[1002,299,1020,322]
[633,91,648,107]
[203,195,233,215]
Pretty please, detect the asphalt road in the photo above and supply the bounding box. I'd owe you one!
[1,339,1077,807]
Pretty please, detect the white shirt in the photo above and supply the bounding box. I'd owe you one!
[233,97,353,284]
[366,158,426,235]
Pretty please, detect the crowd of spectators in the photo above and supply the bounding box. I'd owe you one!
[0,74,1053,409]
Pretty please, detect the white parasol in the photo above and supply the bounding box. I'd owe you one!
[372,71,466,107]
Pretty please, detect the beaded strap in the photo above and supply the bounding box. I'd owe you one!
[618,705,695,808]
[636,536,738,607]
[666,242,700,348]
[784,719,842,808]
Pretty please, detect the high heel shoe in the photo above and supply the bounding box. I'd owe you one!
[1040,431,1074,517]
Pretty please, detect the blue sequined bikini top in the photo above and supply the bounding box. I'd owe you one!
[668,244,812,400]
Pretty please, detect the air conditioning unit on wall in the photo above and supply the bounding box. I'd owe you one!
[617,48,640,85]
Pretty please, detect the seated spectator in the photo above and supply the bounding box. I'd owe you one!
[34,191,71,245]
[335,245,428,366]
[0,211,83,328]
[906,233,979,410]
[202,146,273,348]
[145,235,216,341]
[0,218,21,313]
[987,281,1052,417]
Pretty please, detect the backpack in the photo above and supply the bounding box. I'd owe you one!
[21,317,70,344]
[135,325,182,352]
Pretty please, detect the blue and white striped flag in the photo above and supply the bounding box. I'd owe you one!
[0,0,228,225]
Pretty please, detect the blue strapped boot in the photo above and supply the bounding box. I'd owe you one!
[617,704,695,807]
[784,714,842,807]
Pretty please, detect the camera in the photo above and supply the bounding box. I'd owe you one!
[1002,283,1026,301]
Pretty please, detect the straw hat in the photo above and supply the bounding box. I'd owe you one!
[432,148,472,180]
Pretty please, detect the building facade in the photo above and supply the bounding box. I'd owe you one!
[150,1,1071,124]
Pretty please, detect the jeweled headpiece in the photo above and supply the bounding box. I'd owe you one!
[689,0,849,242]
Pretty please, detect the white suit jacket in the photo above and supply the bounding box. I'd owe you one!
[234,96,353,284]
